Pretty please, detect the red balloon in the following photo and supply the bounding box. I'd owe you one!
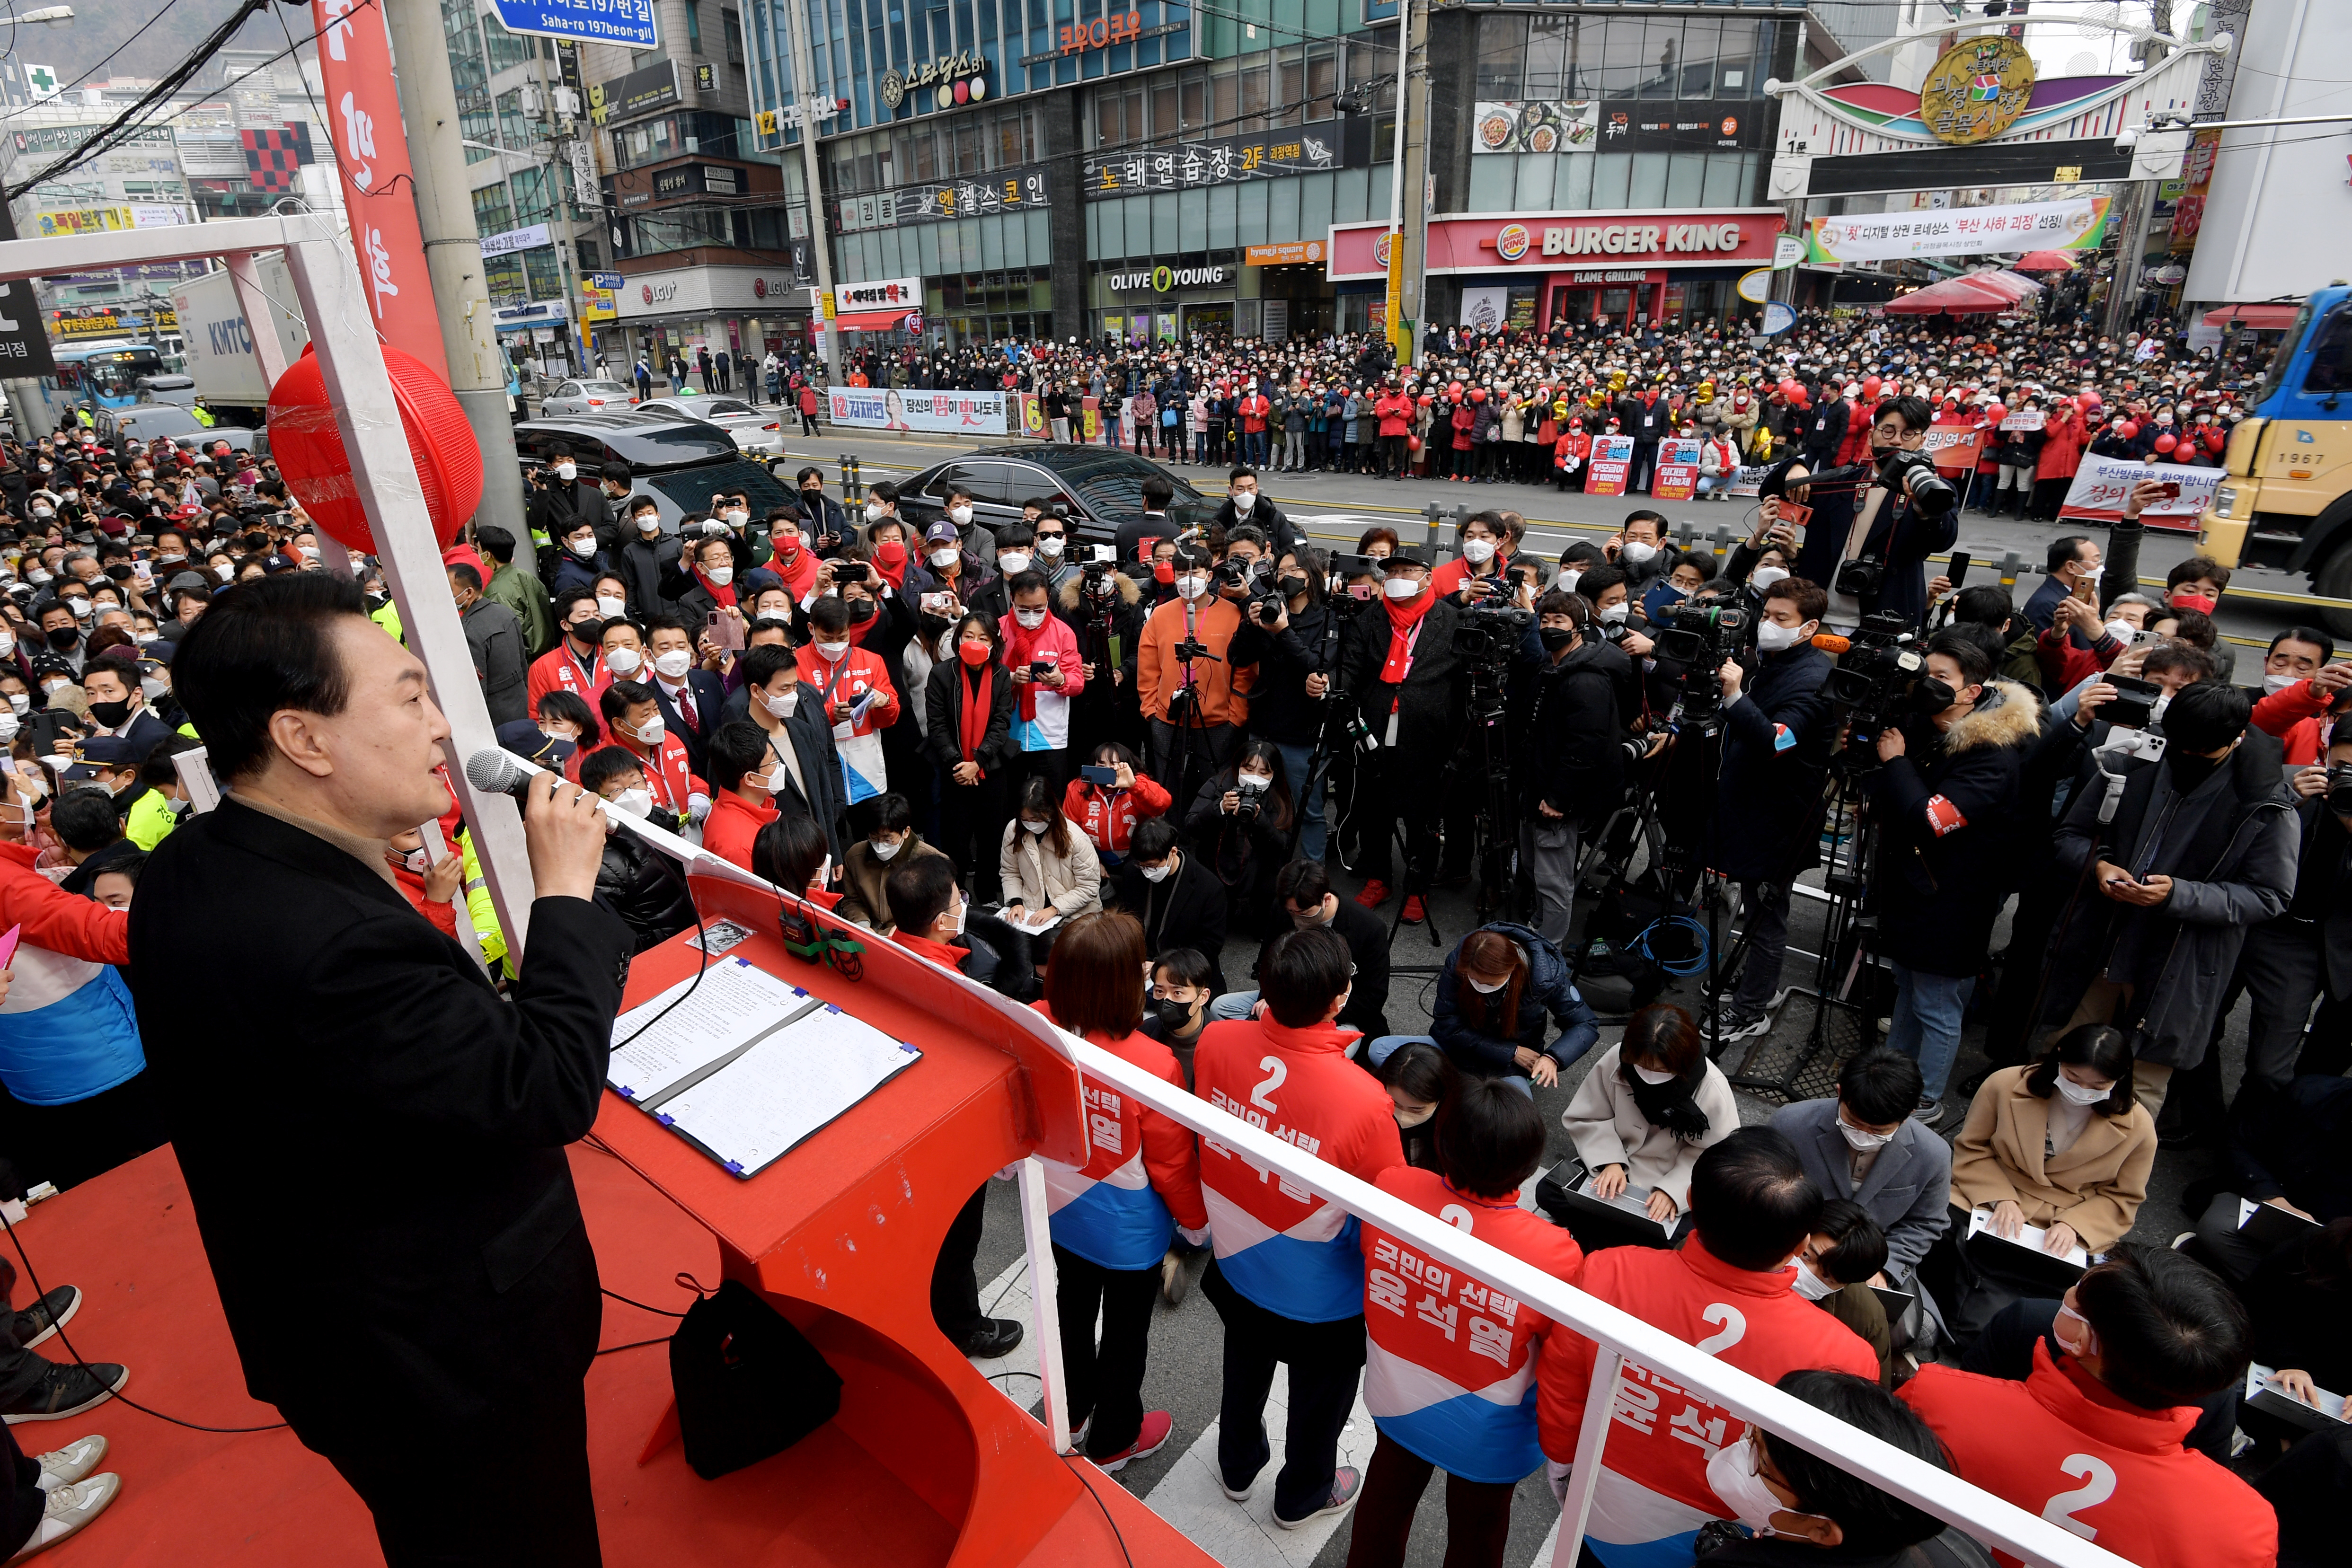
[1417,394,1433,407]
[2118,421,2140,440]
[1987,404,2007,423]
[266,344,481,556]
[1470,388,1488,403]
[2154,432,2178,453]
[1406,434,1422,452]
[1862,375,1882,400]
[1448,381,1464,398]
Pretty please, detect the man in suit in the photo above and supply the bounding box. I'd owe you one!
[128,573,629,1566]
[1769,1048,1951,1287]
[75,656,172,756]
[738,642,847,865]
[641,613,725,778]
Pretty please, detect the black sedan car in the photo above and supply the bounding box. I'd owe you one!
[892,445,1220,552]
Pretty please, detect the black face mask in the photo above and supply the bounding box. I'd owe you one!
[1912,677,1957,714]
[1153,997,1198,1034]
[88,697,133,729]
[846,599,875,624]
[45,626,78,651]
[1540,626,1578,653]
[1278,575,1309,599]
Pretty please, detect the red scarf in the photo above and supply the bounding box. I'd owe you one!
[694,566,738,609]
[958,664,994,768]
[1380,586,1435,686]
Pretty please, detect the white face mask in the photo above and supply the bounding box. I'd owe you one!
[865,501,888,523]
[215,564,233,581]
[627,713,663,745]
[596,594,628,618]
[1395,1103,1435,1130]
[1557,568,1583,593]
[1231,489,1256,512]
[930,547,961,570]
[1630,1063,1678,1085]
[814,640,849,661]
[613,787,654,819]
[2149,691,2173,722]
[1461,537,1497,564]
[1706,1436,1795,1539]
[554,462,577,481]
[2054,1074,2112,1106]
[1464,974,1507,995]
[1837,1115,1894,1152]
[948,505,974,527]
[1750,565,1789,592]
[1140,861,1172,883]
[1382,575,1423,601]
[1621,539,1658,564]
[706,566,735,588]
[997,551,1033,576]
[653,649,695,680]
[1013,607,1048,629]
[567,536,598,559]
[6,695,25,716]
[0,713,18,743]
[1176,573,1210,599]
[722,509,748,527]
[1598,601,1630,625]
[1022,818,1049,834]
[1791,1259,1839,1302]
[947,895,967,937]
[1756,619,1808,653]
[605,645,643,678]
[2102,619,2136,645]
[869,835,902,861]
[636,512,661,534]
[1035,535,1066,559]
[2264,671,2303,696]
[141,676,168,701]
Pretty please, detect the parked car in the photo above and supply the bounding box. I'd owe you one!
[172,426,268,460]
[538,379,639,415]
[512,412,796,535]
[92,403,209,451]
[892,446,1219,554]
[636,395,786,457]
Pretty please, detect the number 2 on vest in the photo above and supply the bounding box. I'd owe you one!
[2040,1454,2116,1539]
[1251,1055,1287,1111]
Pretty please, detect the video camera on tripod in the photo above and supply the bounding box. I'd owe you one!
[1821,611,1925,768]
[1654,601,1748,729]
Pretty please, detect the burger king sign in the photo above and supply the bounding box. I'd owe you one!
[1495,223,1531,263]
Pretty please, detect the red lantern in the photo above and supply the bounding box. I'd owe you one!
[2154,432,2178,453]
[266,344,482,555]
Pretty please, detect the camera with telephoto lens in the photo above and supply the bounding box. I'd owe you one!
[1654,601,1748,729]
[1234,772,1268,823]
[2328,763,2352,818]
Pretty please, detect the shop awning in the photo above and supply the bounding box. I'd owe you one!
[2202,303,2300,331]
[834,308,916,332]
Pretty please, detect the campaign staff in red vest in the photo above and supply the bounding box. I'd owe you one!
[1347,1079,1584,1568]
[1195,925,1404,1530]
[1032,911,1208,1472]
[526,590,612,719]
[1535,1127,1878,1568]
[1899,1246,2276,1568]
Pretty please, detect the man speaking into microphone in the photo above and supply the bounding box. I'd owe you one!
[127,574,632,1566]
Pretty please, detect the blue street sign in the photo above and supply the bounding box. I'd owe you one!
[1761,300,1797,336]
[485,0,659,51]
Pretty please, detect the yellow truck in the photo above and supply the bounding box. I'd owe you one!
[2198,286,2352,634]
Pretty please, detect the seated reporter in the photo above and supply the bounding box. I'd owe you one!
[836,791,948,934]
[1183,739,1294,928]
[1769,1050,1951,1290]
[1378,1040,1456,1172]
[1208,859,1391,1040]
[2237,1218,2352,1454]
[1367,924,1597,1097]
[1108,817,1227,995]
[1792,1201,1896,1388]
[1698,1371,1959,1565]
[998,774,1102,962]
[1700,575,1834,1046]
[1949,1023,2155,1259]
[1560,1003,1737,1235]
[2184,1074,2352,1283]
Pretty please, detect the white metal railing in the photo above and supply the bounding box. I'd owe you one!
[1030,1036,2140,1568]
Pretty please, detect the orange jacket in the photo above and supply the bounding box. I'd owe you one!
[1136,596,1254,728]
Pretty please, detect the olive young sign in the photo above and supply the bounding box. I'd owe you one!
[1108,265,1229,292]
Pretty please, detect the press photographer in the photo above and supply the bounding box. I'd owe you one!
[1338,549,1464,923]
[1227,545,1338,865]
[1512,590,1627,945]
[1700,575,1837,1047]
[1812,396,1958,628]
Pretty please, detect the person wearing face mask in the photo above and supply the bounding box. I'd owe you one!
[1109,817,1228,995]
[791,466,848,547]
[925,611,1018,883]
[697,720,785,874]
[526,590,616,719]
[835,791,947,934]
[1536,1129,1879,1564]
[2039,678,2296,1127]
[659,530,751,637]
[2246,625,2352,744]
[523,441,614,572]
[1900,1245,2274,1568]
[635,614,724,777]
[74,656,173,756]
[1786,1202,1898,1387]
[1605,511,1671,591]
[1694,1369,1956,1565]
[1368,923,1598,1103]
[736,643,846,865]
[1135,543,1257,809]
[1213,467,1296,556]
[546,516,607,602]
[444,564,531,727]
[381,824,467,942]
[1374,1040,1454,1171]
[595,680,707,829]
[1769,1050,1951,1303]
[1559,1003,1738,1241]
[36,602,85,673]
[965,521,1037,628]
[1869,631,2041,1126]
[920,519,984,604]
[1335,550,1460,922]
[795,594,900,804]
[1429,511,1510,603]
[576,745,698,952]
[610,501,678,625]
[997,775,1102,962]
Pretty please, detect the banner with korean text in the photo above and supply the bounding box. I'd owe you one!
[1805,197,2112,265]
[1585,435,1635,497]
[1651,438,1701,500]
[827,388,1011,436]
[311,0,446,379]
[2056,456,2220,535]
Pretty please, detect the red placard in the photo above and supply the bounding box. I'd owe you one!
[312,0,447,381]
[1585,434,1634,497]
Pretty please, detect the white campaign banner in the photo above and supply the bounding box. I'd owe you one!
[826,388,1010,435]
[2055,455,2223,533]
[1809,198,2103,264]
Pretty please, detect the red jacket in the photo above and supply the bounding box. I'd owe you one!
[1534,1235,1877,1548]
[1450,406,1476,451]
[1238,394,1271,433]
[700,789,776,872]
[1556,431,1591,468]
[1061,775,1172,856]
[390,862,459,939]
[2035,625,2123,694]
[1431,554,1510,599]
[1375,394,1415,437]
[619,731,704,818]
[527,643,610,719]
[1901,1343,2276,1568]
[1031,1004,1208,1260]
[2038,405,2087,481]
[795,644,901,740]
[0,841,126,963]
[2281,714,2327,765]
[2253,676,2331,740]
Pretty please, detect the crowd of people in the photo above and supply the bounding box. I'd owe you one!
[0,292,2331,1567]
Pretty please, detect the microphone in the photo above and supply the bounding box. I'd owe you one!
[1809,632,1852,654]
[465,747,710,867]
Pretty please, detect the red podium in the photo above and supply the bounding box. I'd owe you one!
[589,870,1218,1568]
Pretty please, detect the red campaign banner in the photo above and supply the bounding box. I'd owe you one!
[1923,423,1983,474]
[313,0,448,381]
[1651,437,1701,501]
[1584,434,1634,497]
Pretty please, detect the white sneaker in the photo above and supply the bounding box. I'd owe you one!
[9,1472,118,1560]
[32,1436,104,1493]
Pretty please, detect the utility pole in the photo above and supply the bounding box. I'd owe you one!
[1387,0,1429,369]
[778,0,841,385]
[2105,0,2174,338]
[525,53,588,377]
[380,0,529,546]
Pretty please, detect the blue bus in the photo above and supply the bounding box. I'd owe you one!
[47,341,168,409]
